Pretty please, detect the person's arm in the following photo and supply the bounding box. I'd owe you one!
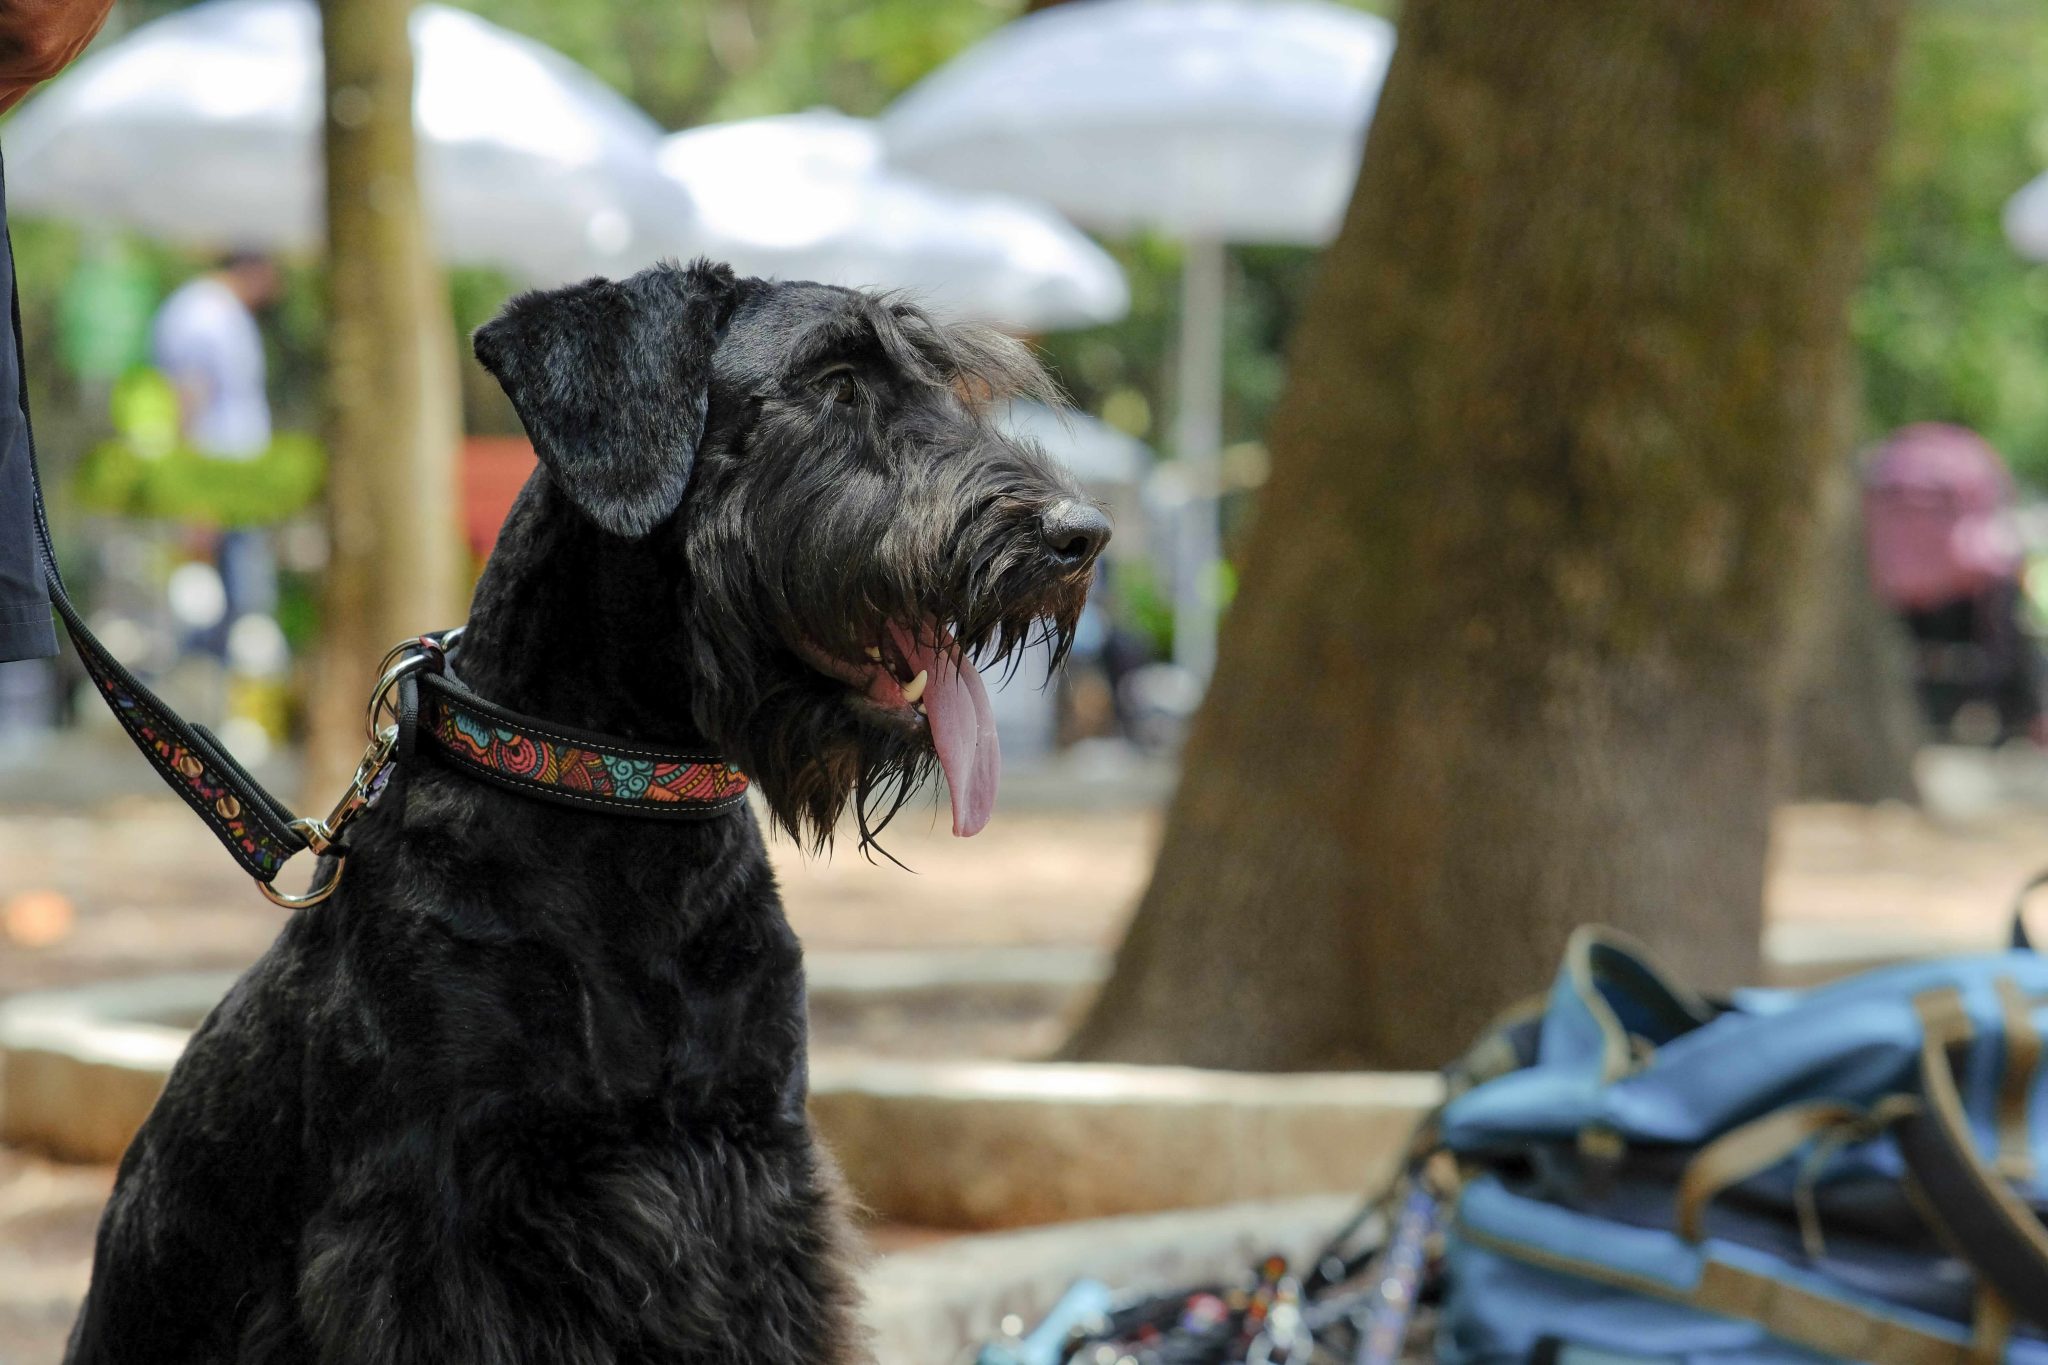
[0,0,114,113]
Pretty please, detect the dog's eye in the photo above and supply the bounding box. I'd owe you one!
[821,368,859,406]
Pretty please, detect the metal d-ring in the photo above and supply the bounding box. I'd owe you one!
[365,626,463,742]
[260,628,461,911]
[258,819,347,908]
[366,644,430,742]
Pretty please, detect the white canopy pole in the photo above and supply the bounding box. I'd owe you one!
[1172,235,1227,683]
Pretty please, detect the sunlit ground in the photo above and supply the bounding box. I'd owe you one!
[3,774,2044,998]
[4,753,2048,1357]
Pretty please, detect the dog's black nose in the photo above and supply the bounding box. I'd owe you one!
[1040,500,1111,571]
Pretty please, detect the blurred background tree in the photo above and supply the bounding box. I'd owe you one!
[6,0,2047,991]
[15,0,2048,659]
[306,0,465,796]
[1065,0,1904,1069]
[1859,0,2048,477]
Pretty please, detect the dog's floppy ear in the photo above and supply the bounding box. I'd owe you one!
[473,259,739,538]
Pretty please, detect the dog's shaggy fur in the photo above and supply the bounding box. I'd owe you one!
[64,261,1106,1365]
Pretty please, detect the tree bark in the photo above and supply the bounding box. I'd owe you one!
[1064,0,1903,1070]
[1785,465,1922,804]
[305,0,465,800]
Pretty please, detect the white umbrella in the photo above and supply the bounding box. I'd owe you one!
[2006,173,2048,262]
[655,110,1126,333]
[5,0,695,284]
[992,398,1147,489]
[882,0,1395,680]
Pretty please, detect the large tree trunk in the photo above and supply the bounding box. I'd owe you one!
[1065,0,1903,1070]
[305,0,464,800]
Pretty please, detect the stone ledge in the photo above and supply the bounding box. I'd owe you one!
[0,973,223,1162]
[1,976,1438,1234]
[812,1058,1437,1228]
[1760,924,1980,990]
[1,927,1949,1179]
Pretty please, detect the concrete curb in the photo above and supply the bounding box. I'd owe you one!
[0,973,222,1162]
[0,973,1436,1233]
[0,960,1102,1162]
[1,932,1928,1203]
[813,1058,1436,1228]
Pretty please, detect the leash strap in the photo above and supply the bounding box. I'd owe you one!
[408,668,750,818]
[11,224,310,884]
[10,195,744,888]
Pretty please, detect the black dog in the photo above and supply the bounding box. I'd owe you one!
[64,260,1108,1364]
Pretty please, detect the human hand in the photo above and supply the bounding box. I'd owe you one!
[0,0,115,114]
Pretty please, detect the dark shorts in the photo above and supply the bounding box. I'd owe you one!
[0,152,56,663]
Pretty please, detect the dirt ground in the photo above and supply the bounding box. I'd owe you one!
[5,793,2045,997]
[4,793,2048,1360]
[0,796,1160,999]
[0,795,1160,1362]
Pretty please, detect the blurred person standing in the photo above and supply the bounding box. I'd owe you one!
[0,0,118,665]
[151,250,284,660]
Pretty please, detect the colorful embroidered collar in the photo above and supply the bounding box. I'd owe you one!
[409,667,750,820]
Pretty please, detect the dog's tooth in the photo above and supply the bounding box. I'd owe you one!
[902,670,929,704]
[865,646,882,661]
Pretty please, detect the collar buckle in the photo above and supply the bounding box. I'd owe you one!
[257,629,461,909]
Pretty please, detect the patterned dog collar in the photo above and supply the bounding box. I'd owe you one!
[409,668,750,819]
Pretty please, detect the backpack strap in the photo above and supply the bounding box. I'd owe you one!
[2009,869,2048,950]
[1456,1215,2002,1365]
[1895,985,2048,1329]
[1993,976,2041,1183]
[1563,926,1719,1083]
[1673,1099,1868,1245]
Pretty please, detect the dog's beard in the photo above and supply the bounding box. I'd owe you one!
[691,593,1083,858]
[682,433,1093,853]
[744,684,942,858]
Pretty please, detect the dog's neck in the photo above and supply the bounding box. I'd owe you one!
[452,476,713,749]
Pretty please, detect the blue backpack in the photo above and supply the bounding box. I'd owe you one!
[1437,921,2048,1364]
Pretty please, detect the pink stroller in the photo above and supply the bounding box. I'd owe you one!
[1864,423,2040,743]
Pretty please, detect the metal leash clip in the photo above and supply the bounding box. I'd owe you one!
[259,628,462,909]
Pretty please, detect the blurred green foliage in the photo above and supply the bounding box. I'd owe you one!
[463,0,1016,128]
[76,427,326,526]
[1857,0,2048,476]
[13,0,2048,508]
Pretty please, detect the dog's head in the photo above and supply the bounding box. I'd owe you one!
[472,260,1109,847]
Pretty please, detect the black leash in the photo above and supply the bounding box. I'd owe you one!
[12,230,748,908]
[14,222,315,891]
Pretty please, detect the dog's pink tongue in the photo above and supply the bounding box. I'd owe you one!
[890,622,1000,837]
